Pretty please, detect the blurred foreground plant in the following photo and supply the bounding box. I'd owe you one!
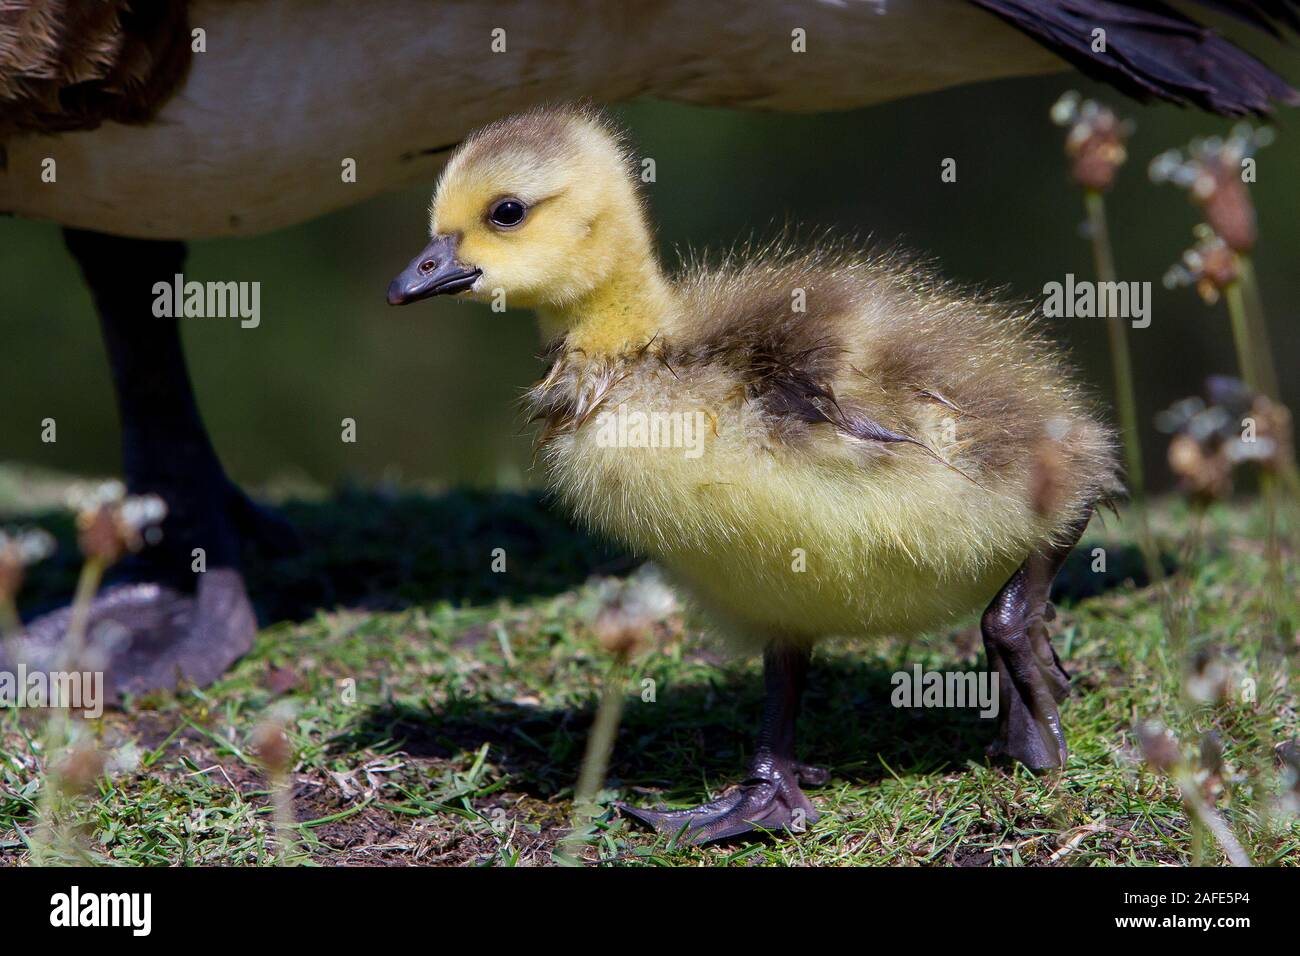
[0,527,55,637]
[1051,93,1159,584]
[557,566,677,863]
[1151,125,1278,399]
[1050,92,1140,480]
[1152,126,1298,659]
[252,704,302,865]
[1137,719,1253,866]
[1158,376,1294,505]
[13,482,165,864]
[62,481,166,665]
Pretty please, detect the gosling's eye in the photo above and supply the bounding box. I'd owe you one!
[488,198,527,229]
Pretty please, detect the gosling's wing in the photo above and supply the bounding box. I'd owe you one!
[970,0,1299,114]
[677,243,1119,507]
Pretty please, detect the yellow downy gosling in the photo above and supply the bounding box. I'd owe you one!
[388,105,1120,844]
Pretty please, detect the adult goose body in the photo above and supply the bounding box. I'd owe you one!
[3,0,1297,237]
[0,0,1293,701]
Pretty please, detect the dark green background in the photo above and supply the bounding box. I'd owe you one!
[3,72,1297,494]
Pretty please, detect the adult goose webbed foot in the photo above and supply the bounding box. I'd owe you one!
[3,230,297,703]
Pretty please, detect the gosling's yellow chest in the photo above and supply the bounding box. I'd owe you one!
[537,359,1036,644]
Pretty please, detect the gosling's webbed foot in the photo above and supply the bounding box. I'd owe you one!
[981,509,1092,772]
[6,569,256,705]
[618,756,825,845]
[985,680,1068,770]
[984,616,1072,770]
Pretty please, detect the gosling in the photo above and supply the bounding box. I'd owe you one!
[388,105,1120,844]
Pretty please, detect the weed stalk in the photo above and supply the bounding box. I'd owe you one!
[1083,189,1161,585]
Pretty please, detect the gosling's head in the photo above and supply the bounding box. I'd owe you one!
[388,105,652,313]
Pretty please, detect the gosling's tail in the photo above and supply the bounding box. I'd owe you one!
[972,0,1300,115]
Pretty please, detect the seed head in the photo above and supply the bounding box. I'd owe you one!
[1028,418,1072,518]
[0,526,56,603]
[1162,225,1238,305]
[591,566,678,659]
[67,481,167,565]
[251,719,293,776]
[1149,125,1272,253]
[55,744,106,797]
[1051,92,1132,192]
[1156,377,1290,502]
[1186,649,1232,704]
[1136,719,1182,772]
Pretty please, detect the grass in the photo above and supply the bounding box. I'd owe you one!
[0,468,1296,866]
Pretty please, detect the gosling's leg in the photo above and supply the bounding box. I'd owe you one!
[982,509,1092,769]
[618,644,828,845]
[7,230,293,702]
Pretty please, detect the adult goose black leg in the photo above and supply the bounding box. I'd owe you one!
[982,508,1092,770]
[4,229,292,702]
[619,644,829,844]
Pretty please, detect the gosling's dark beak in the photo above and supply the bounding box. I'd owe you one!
[387,234,481,306]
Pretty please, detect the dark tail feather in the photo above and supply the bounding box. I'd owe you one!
[970,0,1300,115]
[1190,1,1300,37]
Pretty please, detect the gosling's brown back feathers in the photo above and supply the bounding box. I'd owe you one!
[531,239,1120,539]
